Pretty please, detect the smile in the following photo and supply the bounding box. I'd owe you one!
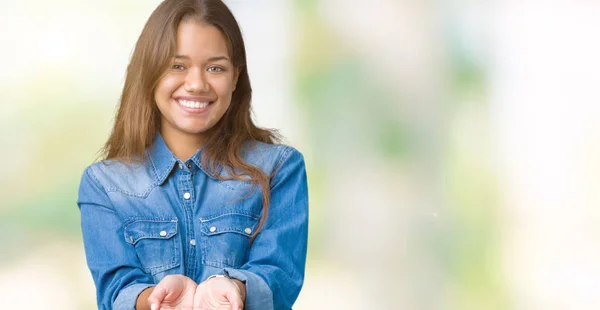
[177,99,210,109]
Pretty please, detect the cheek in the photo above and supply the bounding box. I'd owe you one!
[155,76,180,100]
[214,77,235,97]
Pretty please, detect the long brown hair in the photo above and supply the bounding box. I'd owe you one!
[102,0,280,240]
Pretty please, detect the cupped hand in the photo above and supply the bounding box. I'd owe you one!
[192,276,244,310]
[147,274,198,310]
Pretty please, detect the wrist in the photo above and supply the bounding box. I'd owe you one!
[231,278,246,303]
[135,286,154,310]
[206,274,246,302]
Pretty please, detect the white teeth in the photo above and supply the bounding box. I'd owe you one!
[178,99,209,109]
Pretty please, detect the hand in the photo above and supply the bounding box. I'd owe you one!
[193,276,244,310]
[147,274,198,310]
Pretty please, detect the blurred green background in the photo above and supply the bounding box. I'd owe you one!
[1,0,600,309]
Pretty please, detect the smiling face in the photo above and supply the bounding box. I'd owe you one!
[154,21,238,148]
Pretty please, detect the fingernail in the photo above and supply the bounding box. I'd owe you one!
[151,304,157,310]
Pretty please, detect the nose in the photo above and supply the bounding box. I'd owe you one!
[184,68,210,93]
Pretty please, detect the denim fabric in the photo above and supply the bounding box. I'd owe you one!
[78,134,308,310]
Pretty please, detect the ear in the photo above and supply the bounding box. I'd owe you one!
[232,69,240,91]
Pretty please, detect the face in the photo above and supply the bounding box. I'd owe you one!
[154,21,238,145]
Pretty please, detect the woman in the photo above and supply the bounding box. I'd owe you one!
[77,1,308,309]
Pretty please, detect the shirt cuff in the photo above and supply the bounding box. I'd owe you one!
[113,283,155,310]
[224,268,274,310]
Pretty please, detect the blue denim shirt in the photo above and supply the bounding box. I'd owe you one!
[77,134,308,310]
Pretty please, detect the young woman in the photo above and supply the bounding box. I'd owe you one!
[77,1,308,309]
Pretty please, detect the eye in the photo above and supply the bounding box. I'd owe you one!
[172,64,186,71]
[207,66,224,73]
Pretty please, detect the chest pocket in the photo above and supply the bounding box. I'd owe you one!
[200,212,259,268]
[124,219,181,275]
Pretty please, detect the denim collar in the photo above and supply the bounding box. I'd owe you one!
[147,133,209,185]
[147,133,177,185]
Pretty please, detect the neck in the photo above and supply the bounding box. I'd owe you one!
[160,127,205,161]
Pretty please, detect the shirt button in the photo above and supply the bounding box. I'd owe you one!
[244,227,252,234]
[186,163,192,169]
[159,230,167,237]
[179,163,184,169]
[183,192,191,200]
[209,226,217,232]
[190,239,196,246]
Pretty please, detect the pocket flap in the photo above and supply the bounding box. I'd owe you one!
[200,213,259,237]
[124,219,178,245]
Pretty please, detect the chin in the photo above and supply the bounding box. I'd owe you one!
[182,127,210,135]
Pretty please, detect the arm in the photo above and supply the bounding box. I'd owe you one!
[224,147,309,310]
[78,167,155,309]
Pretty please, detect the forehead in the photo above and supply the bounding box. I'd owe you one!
[175,21,229,59]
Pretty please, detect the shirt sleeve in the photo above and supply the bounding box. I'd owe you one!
[78,166,155,310]
[224,147,309,310]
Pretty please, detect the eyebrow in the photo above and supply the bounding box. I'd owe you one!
[174,55,230,62]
